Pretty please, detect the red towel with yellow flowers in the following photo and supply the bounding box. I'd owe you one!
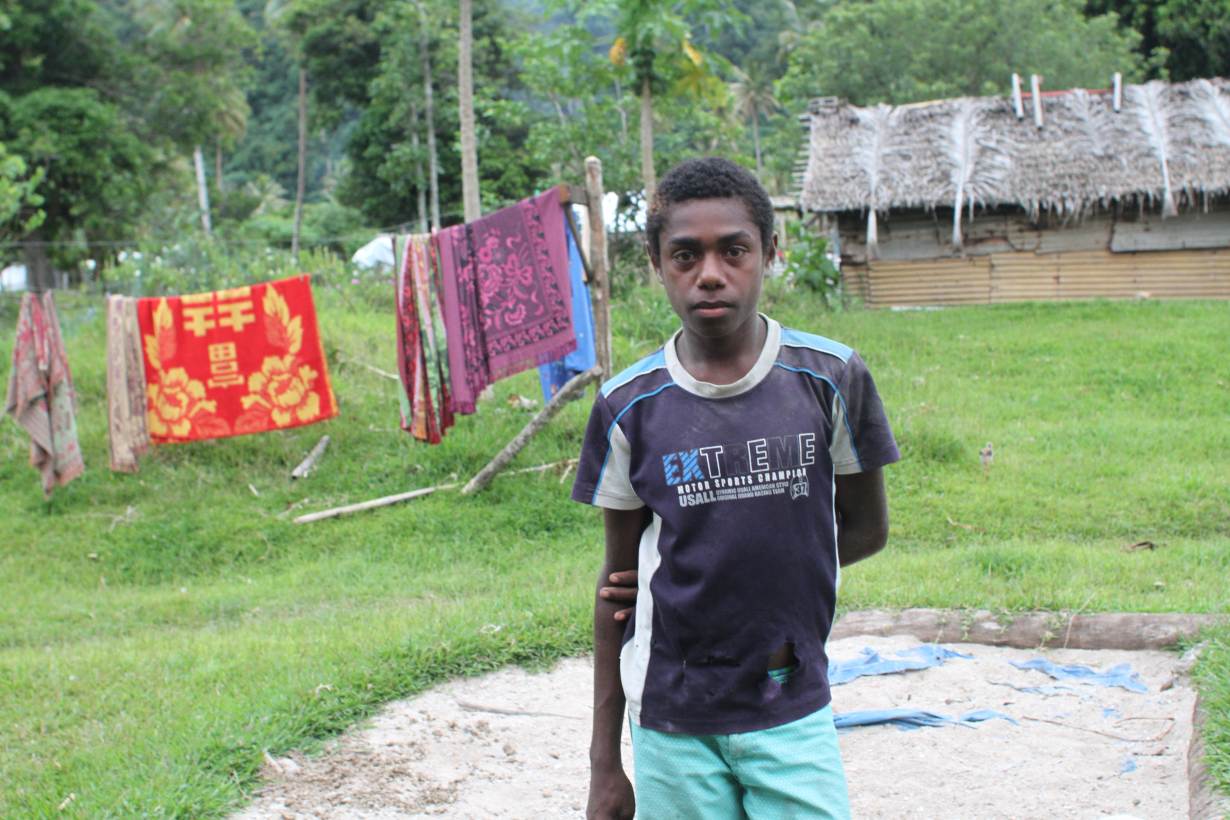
[137,274,337,442]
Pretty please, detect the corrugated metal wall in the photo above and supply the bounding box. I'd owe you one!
[844,248,1230,307]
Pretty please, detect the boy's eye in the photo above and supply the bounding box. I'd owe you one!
[672,250,696,263]
[726,246,748,258]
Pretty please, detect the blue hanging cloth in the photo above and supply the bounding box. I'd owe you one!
[538,210,597,401]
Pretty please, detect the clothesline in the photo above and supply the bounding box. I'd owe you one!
[5,158,617,506]
[0,221,420,249]
[0,185,611,250]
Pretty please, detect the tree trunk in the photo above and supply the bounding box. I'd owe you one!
[614,79,628,145]
[409,98,428,233]
[419,3,442,231]
[639,74,656,284]
[193,145,212,236]
[752,109,763,179]
[639,74,655,204]
[23,229,54,293]
[458,0,481,223]
[215,140,225,194]
[292,66,308,259]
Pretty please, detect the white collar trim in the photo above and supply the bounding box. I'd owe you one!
[665,315,781,398]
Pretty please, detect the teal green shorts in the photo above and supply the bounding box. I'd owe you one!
[629,704,851,819]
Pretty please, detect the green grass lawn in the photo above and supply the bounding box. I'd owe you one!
[2,285,1228,816]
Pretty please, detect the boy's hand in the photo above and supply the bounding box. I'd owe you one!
[587,766,635,819]
[598,570,638,622]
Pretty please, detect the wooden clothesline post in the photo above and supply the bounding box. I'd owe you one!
[557,157,613,382]
[461,365,602,495]
[458,161,613,496]
[329,159,614,511]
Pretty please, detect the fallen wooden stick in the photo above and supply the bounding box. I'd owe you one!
[1022,715,1174,743]
[505,459,577,478]
[291,435,331,479]
[339,356,399,382]
[456,699,582,721]
[461,365,601,495]
[293,485,454,524]
[293,458,578,524]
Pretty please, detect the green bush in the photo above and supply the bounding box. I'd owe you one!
[782,221,843,308]
[98,238,359,297]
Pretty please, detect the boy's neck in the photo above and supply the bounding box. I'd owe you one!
[674,313,767,386]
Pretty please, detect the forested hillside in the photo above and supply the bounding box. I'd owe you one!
[2,0,1226,289]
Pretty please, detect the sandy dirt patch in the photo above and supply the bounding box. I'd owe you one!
[234,634,1195,819]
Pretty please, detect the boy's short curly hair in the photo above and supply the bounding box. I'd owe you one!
[646,157,775,262]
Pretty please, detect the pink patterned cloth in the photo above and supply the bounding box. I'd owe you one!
[437,187,576,414]
[5,292,84,496]
[396,234,453,443]
[106,295,150,472]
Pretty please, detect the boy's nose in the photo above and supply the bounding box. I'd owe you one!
[697,252,725,288]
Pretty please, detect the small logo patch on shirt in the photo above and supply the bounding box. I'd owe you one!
[790,474,810,500]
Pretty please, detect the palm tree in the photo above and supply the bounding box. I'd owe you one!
[730,64,779,178]
[243,175,289,216]
[459,0,481,223]
[192,146,212,235]
[263,0,309,256]
[212,86,250,196]
[417,0,442,230]
[292,65,307,257]
[608,0,722,204]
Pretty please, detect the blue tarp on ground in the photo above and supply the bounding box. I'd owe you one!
[1009,658,1149,693]
[828,645,973,686]
[996,681,1096,700]
[833,708,1018,732]
[826,645,1017,733]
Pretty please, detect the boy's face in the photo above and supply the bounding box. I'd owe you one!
[652,197,775,341]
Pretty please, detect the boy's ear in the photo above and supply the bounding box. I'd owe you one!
[645,242,662,277]
[765,232,779,264]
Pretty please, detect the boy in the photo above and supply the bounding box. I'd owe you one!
[572,157,899,819]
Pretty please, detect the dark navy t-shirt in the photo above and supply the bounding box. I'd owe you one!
[572,317,900,735]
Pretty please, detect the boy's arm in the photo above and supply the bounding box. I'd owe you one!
[834,467,890,566]
[588,506,645,820]
[600,570,637,621]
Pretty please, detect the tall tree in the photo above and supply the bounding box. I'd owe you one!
[458,0,481,222]
[0,145,45,244]
[210,85,250,196]
[1,0,154,285]
[254,0,567,230]
[779,0,1144,107]
[594,0,732,202]
[512,21,640,194]
[2,88,152,287]
[729,63,778,177]
[266,0,346,256]
[418,0,442,230]
[292,65,307,256]
[134,0,255,236]
[1086,0,1230,80]
[193,145,213,234]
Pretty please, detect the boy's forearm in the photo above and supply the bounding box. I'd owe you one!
[591,567,629,769]
[837,518,888,566]
[835,468,890,567]
[590,507,644,772]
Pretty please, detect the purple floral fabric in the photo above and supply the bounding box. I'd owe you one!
[438,187,575,413]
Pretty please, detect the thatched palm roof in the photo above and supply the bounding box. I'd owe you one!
[799,78,1230,247]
